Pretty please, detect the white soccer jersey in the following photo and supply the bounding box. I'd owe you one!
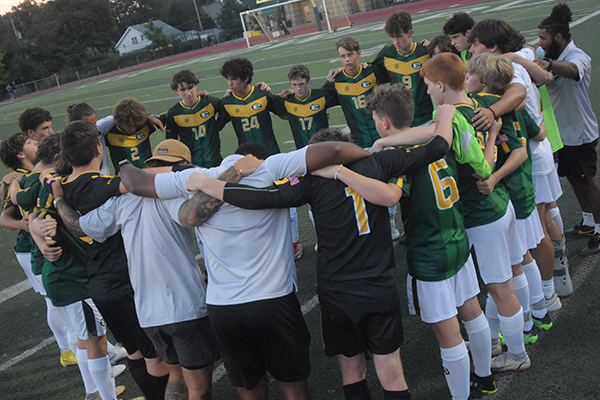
[154,147,309,306]
[536,41,599,146]
[511,59,543,125]
[80,195,208,328]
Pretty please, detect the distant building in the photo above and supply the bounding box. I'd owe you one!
[115,20,183,55]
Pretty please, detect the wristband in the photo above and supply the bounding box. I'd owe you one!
[544,58,553,70]
[334,164,343,180]
[118,159,131,168]
[487,107,498,120]
[53,196,63,208]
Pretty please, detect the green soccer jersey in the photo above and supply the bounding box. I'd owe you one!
[105,122,156,172]
[15,170,44,275]
[165,96,224,167]
[372,43,434,126]
[37,177,89,307]
[276,89,336,149]
[539,85,563,153]
[473,94,535,220]
[2,168,32,253]
[460,49,472,65]
[220,86,284,155]
[454,104,509,228]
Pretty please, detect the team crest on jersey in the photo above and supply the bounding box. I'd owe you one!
[201,111,210,118]
[293,106,299,112]
[344,86,350,92]
[235,108,240,113]
[136,133,145,140]
[252,103,262,110]
[362,81,371,88]
[310,104,320,111]
[119,138,125,143]
[412,62,423,69]
[184,118,190,123]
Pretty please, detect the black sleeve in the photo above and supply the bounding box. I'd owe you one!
[376,135,449,179]
[223,176,311,210]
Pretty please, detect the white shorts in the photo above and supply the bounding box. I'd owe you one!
[516,209,545,254]
[406,256,480,324]
[15,252,46,295]
[533,168,562,204]
[56,299,106,341]
[467,202,523,285]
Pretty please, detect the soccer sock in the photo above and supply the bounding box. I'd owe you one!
[522,261,546,319]
[88,356,117,400]
[512,273,532,331]
[542,279,555,300]
[382,388,411,399]
[76,348,98,394]
[485,295,500,342]
[44,297,69,352]
[583,211,594,227]
[68,330,78,355]
[308,209,315,226]
[343,379,371,400]
[128,357,163,400]
[290,207,299,243]
[550,207,564,233]
[148,373,169,400]
[440,342,470,400]
[498,307,526,356]
[463,312,492,378]
[106,341,115,358]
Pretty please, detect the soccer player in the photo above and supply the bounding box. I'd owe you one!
[427,35,459,58]
[18,107,53,142]
[165,69,224,168]
[442,12,475,63]
[536,3,600,256]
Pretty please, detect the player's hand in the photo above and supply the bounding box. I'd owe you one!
[2,171,19,185]
[52,179,64,199]
[420,38,430,47]
[256,82,271,92]
[472,107,494,131]
[148,115,164,132]
[327,68,343,82]
[360,62,370,69]
[535,58,552,70]
[489,117,503,135]
[18,216,29,232]
[198,89,211,97]
[223,88,233,97]
[234,154,262,177]
[186,172,209,192]
[476,174,498,195]
[435,104,457,122]
[39,215,58,237]
[310,164,341,180]
[41,239,62,262]
[279,88,294,98]
[370,139,386,153]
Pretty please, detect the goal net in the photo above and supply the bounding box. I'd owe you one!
[240,0,353,47]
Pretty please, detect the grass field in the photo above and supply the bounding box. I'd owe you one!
[1,0,600,399]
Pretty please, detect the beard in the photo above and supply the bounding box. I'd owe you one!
[544,38,563,60]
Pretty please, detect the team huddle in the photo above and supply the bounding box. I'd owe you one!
[1,3,599,400]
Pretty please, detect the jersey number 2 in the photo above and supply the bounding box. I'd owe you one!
[345,187,370,235]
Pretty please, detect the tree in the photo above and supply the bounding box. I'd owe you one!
[0,51,8,87]
[144,20,169,49]
[217,0,248,39]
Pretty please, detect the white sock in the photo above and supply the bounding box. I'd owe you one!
[106,341,115,358]
[76,348,98,394]
[550,207,563,233]
[498,307,526,356]
[88,356,116,400]
[308,209,315,226]
[512,273,532,331]
[583,211,594,227]
[440,342,470,400]
[522,260,545,305]
[68,331,78,354]
[45,298,69,352]
[463,312,491,378]
[485,294,501,341]
[595,223,600,235]
[542,279,555,300]
[289,208,299,243]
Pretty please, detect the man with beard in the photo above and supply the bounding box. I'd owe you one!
[536,3,600,256]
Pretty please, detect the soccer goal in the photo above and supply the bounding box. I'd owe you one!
[240,0,353,47]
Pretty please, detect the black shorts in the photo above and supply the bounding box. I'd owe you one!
[144,316,221,370]
[94,293,157,359]
[207,292,311,390]
[557,139,598,182]
[319,298,404,358]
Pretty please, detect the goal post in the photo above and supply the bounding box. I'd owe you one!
[240,0,352,47]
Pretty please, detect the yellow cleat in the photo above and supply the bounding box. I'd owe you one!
[60,350,78,367]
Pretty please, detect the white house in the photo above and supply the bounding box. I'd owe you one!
[115,20,183,55]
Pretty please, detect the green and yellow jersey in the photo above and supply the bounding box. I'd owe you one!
[165,96,224,167]
[372,42,434,126]
[15,170,44,275]
[105,122,156,172]
[2,168,32,254]
[322,65,382,148]
[460,49,472,65]
[220,86,284,155]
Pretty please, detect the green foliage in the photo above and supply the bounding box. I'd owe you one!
[144,20,169,49]
[0,51,8,86]
[217,0,249,40]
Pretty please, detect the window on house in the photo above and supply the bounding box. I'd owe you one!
[132,37,138,44]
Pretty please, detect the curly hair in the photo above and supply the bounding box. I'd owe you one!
[467,19,525,54]
[366,84,414,130]
[18,107,52,133]
[308,128,352,144]
[35,133,61,166]
[171,69,200,91]
[443,12,475,35]
[66,103,95,122]
[384,10,412,37]
[234,142,270,160]
[220,58,254,84]
[0,133,28,170]
[113,98,148,130]
[539,3,572,42]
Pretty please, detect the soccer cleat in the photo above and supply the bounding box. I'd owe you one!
[314,242,318,252]
[553,248,573,297]
[532,313,553,330]
[565,222,594,237]
[293,241,303,261]
[84,392,100,400]
[499,331,538,346]
[470,372,498,395]
[60,349,77,367]
[109,344,128,365]
[580,233,600,256]
[544,292,562,312]
[491,352,531,372]
[112,364,127,378]
[96,385,126,400]
[492,342,503,357]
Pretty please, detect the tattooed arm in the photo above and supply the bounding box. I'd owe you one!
[51,180,87,238]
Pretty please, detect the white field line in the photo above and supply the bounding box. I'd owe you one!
[0,279,32,304]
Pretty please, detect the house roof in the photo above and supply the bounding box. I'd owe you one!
[115,20,183,49]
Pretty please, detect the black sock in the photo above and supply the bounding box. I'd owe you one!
[127,357,162,400]
[148,372,169,400]
[343,379,371,400]
[382,388,410,399]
